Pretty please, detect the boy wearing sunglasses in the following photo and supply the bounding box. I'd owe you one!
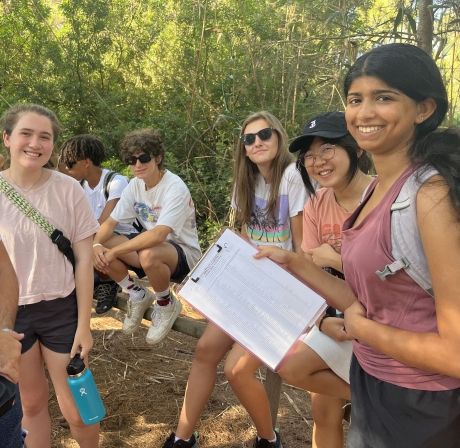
[59,134,136,314]
[93,128,201,345]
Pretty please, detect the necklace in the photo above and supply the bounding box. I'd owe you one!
[6,169,45,193]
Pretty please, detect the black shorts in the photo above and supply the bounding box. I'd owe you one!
[125,233,190,283]
[14,291,78,354]
[347,355,460,448]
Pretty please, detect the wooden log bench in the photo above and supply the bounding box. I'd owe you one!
[115,291,283,426]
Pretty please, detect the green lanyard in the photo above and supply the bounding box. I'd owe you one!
[0,175,75,269]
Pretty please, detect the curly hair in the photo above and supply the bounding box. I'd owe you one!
[59,134,106,167]
[120,128,165,169]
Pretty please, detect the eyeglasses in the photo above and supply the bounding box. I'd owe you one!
[241,127,274,146]
[303,144,336,167]
[124,153,152,166]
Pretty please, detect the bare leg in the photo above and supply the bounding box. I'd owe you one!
[101,234,139,282]
[19,342,51,448]
[138,243,178,292]
[42,346,100,447]
[224,344,274,440]
[311,393,345,448]
[278,341,350,400]
[175,323,234,440]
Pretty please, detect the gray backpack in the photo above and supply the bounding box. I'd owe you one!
[375,166,438,296]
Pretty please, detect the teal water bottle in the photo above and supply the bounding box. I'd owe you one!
[66,354,106,425]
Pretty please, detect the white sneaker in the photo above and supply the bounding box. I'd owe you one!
[145,296,182,345]
[122,288,155,334]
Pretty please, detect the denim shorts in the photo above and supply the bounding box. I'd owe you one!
[347,355,460,448]
[0,385,25,448]
[14,291,78,354]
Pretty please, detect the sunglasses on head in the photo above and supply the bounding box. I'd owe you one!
[124,153,152,166]
[241,127,274,146]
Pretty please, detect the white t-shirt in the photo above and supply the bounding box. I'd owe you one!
[82,168,135,235]
[111,170,202,269]
[0,171,99,305]
[232,163,307,250]
[232,163,307,251]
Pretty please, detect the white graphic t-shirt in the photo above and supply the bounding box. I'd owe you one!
[111,170,201,268]
[233,163,307,251]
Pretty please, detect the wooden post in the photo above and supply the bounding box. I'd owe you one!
[265,369,282,427]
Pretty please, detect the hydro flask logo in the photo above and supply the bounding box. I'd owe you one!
[79,387,88,396]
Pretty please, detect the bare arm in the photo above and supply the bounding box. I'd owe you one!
[345,178,460,378]
[108,224,172,257]
[307,243,343,273]
[0,242,23,382]
[94,216,118,245]
[72,235,95,359]
[0,242,19,330]
[290,213,303,254]
[97,198,119,225]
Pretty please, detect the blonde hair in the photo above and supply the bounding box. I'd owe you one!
[233,111,292,227]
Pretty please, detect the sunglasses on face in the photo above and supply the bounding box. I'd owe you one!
[65,160,78,169]
[303,144,336,167]
[124,153,152,166]
[241,127,274,146]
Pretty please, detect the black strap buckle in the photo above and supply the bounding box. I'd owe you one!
[50,229,75,270]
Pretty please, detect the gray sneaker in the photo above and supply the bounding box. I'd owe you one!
[122,288,155,334]
[145,295,182,344]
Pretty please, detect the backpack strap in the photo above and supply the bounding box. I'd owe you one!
[103,171,117,201]
[375,166,438,296]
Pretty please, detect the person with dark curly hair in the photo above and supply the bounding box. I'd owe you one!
[92,128,201,345]
[59,134,136,314]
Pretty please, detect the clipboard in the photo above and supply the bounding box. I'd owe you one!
[177,228,327,371]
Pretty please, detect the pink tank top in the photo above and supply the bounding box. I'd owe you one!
[342,166,460,390]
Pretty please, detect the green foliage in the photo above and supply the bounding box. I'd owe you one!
[1,0,459,246]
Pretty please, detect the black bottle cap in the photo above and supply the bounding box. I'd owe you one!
[66,353,86,376]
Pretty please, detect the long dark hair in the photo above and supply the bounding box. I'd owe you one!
[296,133,372,195]
[344,43,460,216]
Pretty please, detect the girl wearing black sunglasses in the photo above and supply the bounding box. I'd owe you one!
[163,111,307,448]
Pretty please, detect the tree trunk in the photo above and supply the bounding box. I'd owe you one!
[417,0,433,55]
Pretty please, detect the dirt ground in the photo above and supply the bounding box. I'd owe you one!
[49,299,317,448]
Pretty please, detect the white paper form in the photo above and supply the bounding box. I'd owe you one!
[178,228,327,371]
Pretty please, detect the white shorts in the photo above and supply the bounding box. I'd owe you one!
[300,325,353,384]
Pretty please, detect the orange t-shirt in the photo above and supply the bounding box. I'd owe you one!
[301,187,352,253]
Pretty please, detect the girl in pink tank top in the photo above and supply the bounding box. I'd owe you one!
[256,44,460,447]
[278,111,372,448]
